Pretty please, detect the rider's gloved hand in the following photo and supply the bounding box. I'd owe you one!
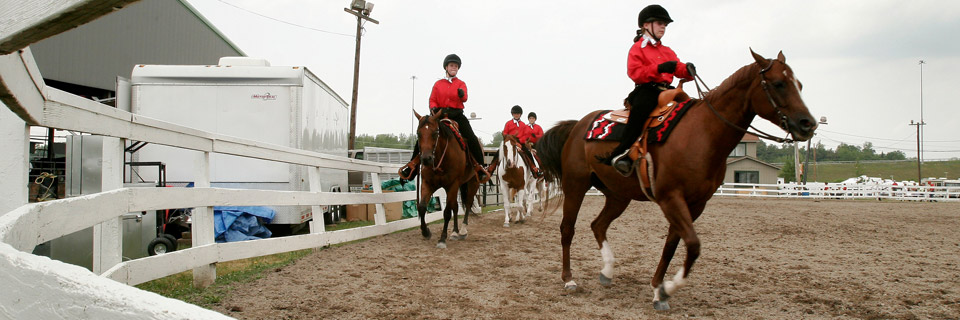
[657,61,678,74]
[457,88,465,99]
[685,62,697,77]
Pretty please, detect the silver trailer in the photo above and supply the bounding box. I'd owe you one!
[130,57,349,225]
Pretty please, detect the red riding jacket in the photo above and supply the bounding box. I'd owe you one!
[429,77,467,109]
[627,36,694,84]
[503,119,530,143]
[526,123,543,144]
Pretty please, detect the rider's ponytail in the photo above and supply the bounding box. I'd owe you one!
[633,29,643,42]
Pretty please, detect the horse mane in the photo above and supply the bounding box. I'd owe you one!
[535,120,578,183]
[702,62,760,101]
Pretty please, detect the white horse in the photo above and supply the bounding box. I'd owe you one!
[497,135,542,227]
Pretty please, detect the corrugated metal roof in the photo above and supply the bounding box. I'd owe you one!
[30,0,246,91]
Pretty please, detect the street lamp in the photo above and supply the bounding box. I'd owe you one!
[410,75,416,136]
[801,116,828,184]
[345,0,379,150]
[918,60,926,163]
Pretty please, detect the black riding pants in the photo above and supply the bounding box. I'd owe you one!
[609,83,668,157]
[410,108,485,166]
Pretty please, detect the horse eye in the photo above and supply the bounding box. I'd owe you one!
[773,81,786,89]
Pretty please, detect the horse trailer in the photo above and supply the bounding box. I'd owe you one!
[129,57,349,227]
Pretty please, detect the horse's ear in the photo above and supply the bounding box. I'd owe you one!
[750,47,766,66]
[414,109,423,121]
[777,50,786,63]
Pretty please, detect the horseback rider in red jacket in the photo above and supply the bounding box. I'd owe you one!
[526,112,544,144]
[400,54,492,182]
[607,5,696,176]
[502,105,542,177]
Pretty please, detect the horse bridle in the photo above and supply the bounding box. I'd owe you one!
[694,59,796,143]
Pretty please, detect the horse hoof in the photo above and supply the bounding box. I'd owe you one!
[450,233,460,240]
[598,274,612,287]
[563,281,578,291]
[458,234,467,240]
[653,300,670,311]
[436,242,447,249]
[503,223,510,228]
[422,229,431,239]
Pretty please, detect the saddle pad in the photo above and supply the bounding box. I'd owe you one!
[646,99,695,144]
[584,111,626,141]
[440,119,467,150]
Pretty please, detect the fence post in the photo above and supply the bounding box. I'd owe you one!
[93,137,123,274]
[192,151,215,288]
[307,166,324,234]
[0,107,28,216]
[370,172,385,225]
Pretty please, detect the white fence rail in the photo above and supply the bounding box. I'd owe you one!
[0,2,454,318]
[715,182,960,201]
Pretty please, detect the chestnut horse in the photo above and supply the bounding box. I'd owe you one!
[413,110,484,248]
[535,50,817,310]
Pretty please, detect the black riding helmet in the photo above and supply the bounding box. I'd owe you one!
[638,4,673,26]
[528,112,537,119]
[443,54,461,69]
[511,105,523,114]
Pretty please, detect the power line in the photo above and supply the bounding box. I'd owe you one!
[214,0,355,37]
[817,134,960,153]
[817,128,960,143]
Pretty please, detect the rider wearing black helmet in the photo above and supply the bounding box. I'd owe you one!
[607,4,696,176]
[400,54,492,182]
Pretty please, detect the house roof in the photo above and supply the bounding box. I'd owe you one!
[740,133,760,142]
[726,155,782,170]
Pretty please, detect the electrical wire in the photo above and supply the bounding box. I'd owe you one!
[214,0,355,37]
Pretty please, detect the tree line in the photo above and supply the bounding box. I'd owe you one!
[758,141,908,182]
[354,132,506,151]
[757,141,907,164]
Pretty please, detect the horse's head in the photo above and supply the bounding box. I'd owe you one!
[415,109,443,166]
[748,49,817,141]
[501,134,521,167]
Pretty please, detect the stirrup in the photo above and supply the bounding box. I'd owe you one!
[476,165,492,184]
[399,162,418,180]
[611,150,634,177]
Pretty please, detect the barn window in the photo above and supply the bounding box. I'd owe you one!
[729,143,746,157]
[735,170,759,184]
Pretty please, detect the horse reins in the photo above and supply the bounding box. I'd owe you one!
[431,119,454,172]
[692,59,796,144]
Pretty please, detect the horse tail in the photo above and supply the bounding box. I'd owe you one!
[535,120,577,184]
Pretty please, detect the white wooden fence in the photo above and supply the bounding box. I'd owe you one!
[715,182,960,202]
[0,2,452,318]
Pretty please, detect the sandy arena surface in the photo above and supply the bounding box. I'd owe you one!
[212,197,960,319]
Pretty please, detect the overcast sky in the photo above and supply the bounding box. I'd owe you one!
[186,0,960,160]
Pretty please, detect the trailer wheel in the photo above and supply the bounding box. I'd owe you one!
[148,236,175,256]
[161,233,178,252]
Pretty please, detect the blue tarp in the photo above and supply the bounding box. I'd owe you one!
[214,206,275,243]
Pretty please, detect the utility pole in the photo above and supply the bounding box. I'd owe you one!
[910,120,924,182]
[344,1,379,150]
[802,116,828,184]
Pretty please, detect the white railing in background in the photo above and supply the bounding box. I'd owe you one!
[715,182,960,201]
[0,2,453,318]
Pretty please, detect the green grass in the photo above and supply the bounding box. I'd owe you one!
[136,249,311,307]
[804,160,960,182]
[482,205,503,213]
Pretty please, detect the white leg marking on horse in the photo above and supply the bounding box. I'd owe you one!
[564,280,578,289]
[663,267,686,296]
[600,241,615,279]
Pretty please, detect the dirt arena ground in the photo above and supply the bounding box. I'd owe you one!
[212,197,960,319]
